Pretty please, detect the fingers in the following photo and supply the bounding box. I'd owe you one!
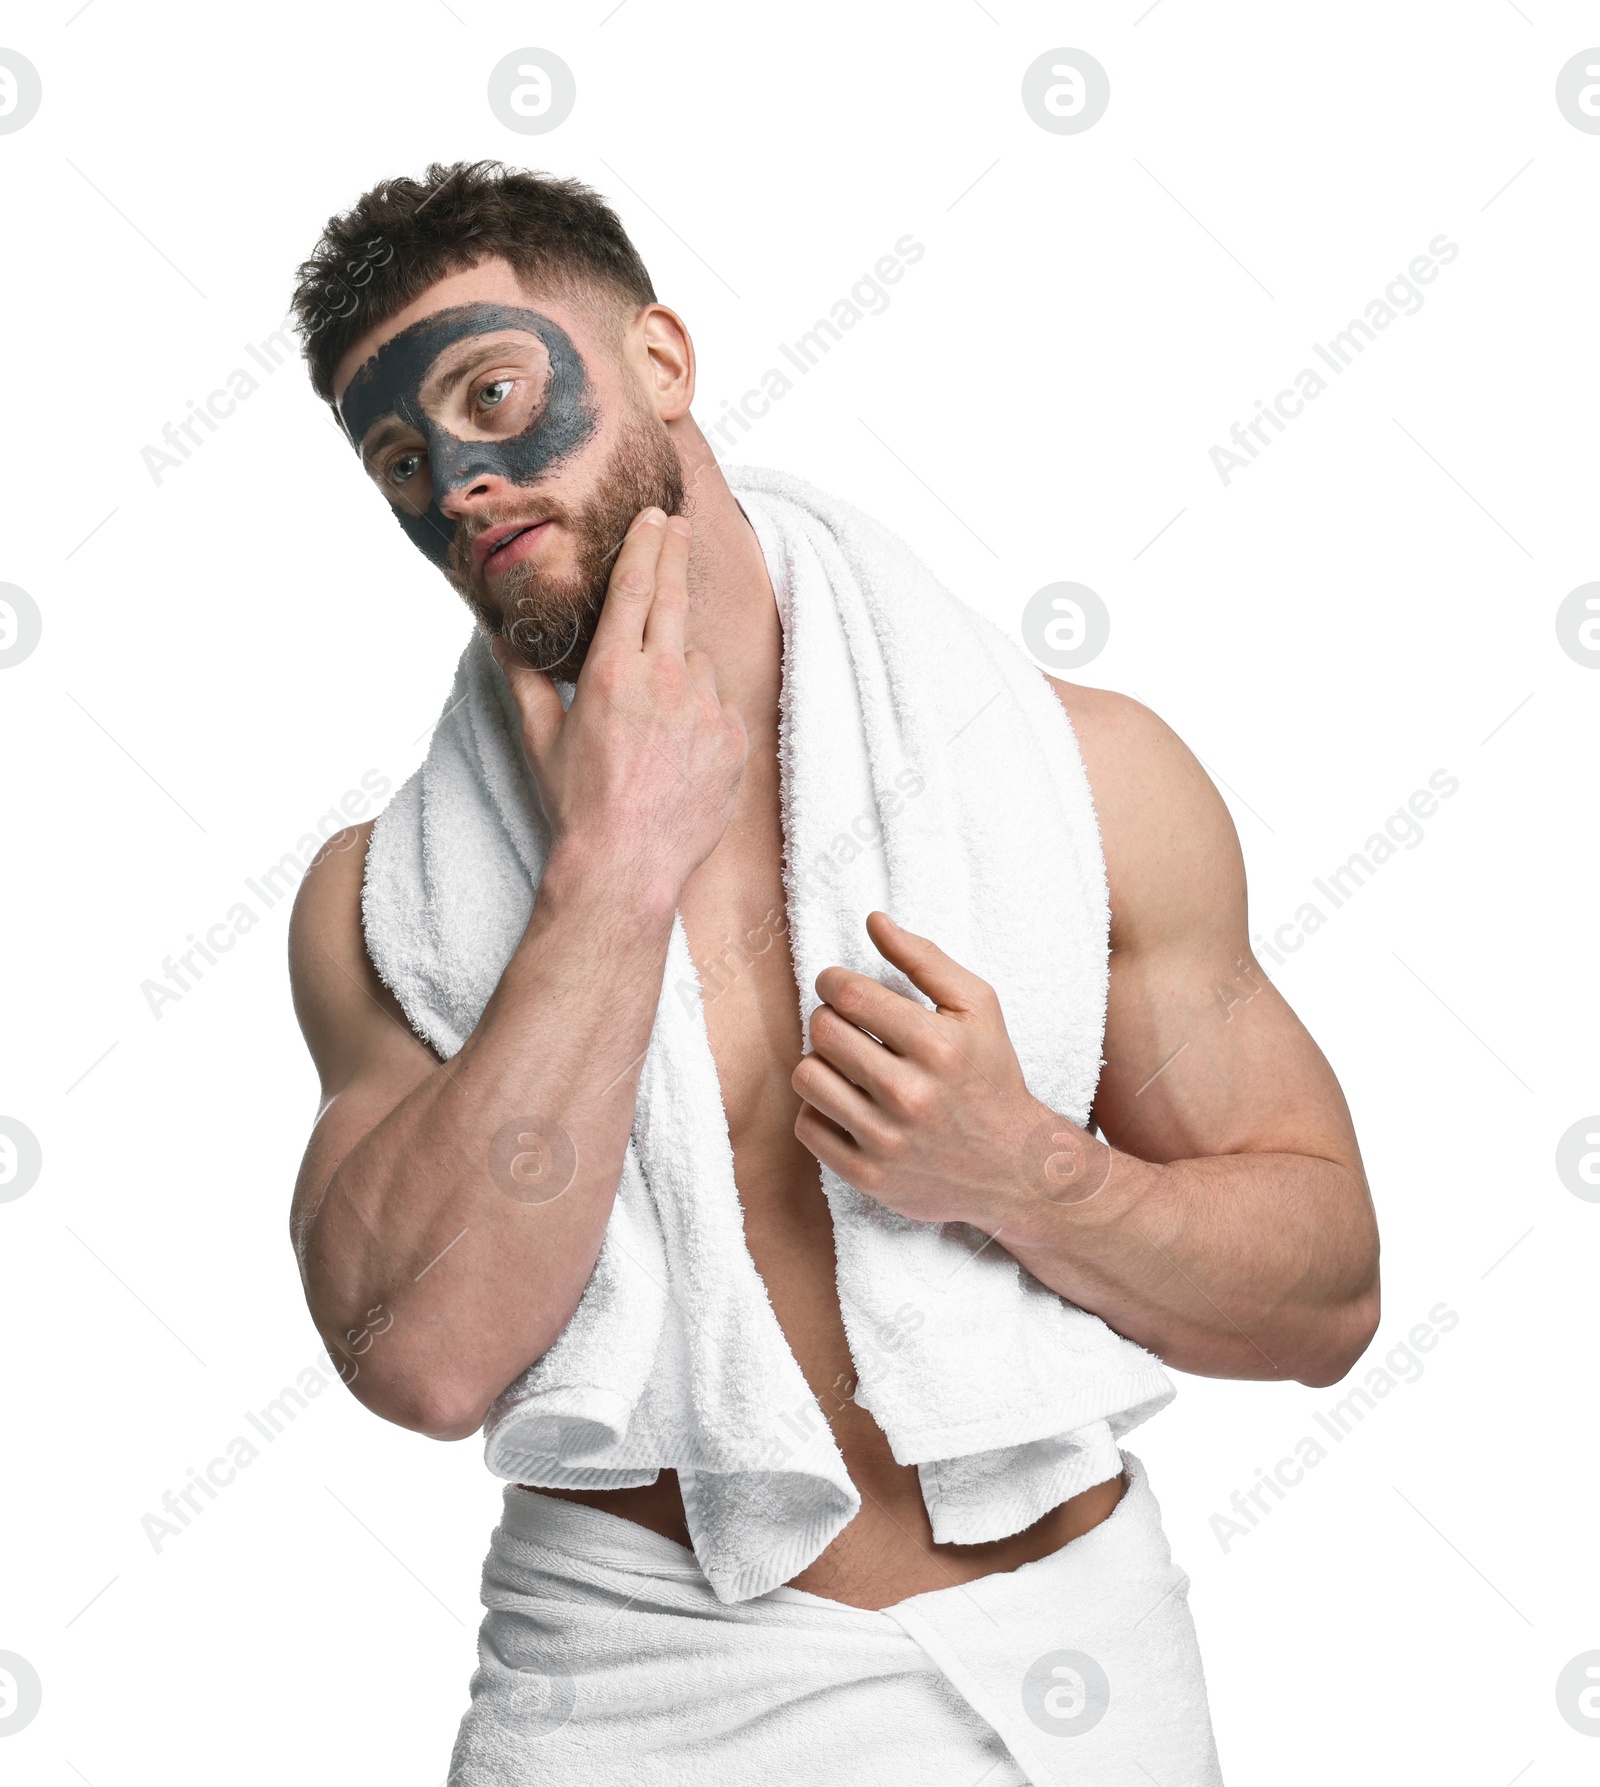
[792,1050,887,1144]
[807,1003,918,1108]
[589,508,669,658]
[642,514,691,656]
[490,636,564,768]
[865,911,990,1015]
[794,1097,874,1185]
[811,966,944,1062]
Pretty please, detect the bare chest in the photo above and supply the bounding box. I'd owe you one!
[675,743,893,1465]
[676,765,815,1237]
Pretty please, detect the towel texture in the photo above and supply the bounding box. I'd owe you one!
[447,1450,1223,1786]
[362,464,1175,1603]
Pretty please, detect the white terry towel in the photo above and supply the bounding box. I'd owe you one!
[362,464,1175,1604]
[446,1450,1223,1786]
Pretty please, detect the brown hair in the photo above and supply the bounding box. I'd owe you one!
[290,160,657,403]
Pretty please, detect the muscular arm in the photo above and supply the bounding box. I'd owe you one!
[288,510,746,1439]
[1014,682,1378,1384]
[791,684,1378,1389]
[289,832,675,1440]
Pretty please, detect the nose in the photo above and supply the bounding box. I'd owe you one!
[430,432,516,520]
[436,471,505,522]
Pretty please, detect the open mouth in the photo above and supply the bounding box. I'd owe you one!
[482,520,552,574]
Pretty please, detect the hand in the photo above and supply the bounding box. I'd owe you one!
[792,912,1111,1232]
[491,509,748,907]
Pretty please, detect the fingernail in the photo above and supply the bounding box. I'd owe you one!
[638,508,665,527]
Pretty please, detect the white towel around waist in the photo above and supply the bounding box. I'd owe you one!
[446,1451,1223,1787]
[362,463,1175,1603]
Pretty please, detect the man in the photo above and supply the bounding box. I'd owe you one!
[286,161,1378,1785]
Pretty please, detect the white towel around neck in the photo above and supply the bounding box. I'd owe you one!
[361,463,1174,1603]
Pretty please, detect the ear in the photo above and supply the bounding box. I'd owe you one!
[636,304,696,422]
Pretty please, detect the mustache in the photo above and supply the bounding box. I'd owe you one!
[453,502,565,572]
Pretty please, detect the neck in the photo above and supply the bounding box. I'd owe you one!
[669,416,783,738]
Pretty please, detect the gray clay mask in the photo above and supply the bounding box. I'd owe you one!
[337,303,599,568]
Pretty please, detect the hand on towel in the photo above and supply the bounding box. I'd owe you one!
[792,912,1109,1232]
[490,508,749,906]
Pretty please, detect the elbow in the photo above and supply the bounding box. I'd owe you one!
[417,1410,489,1444]
[337,1352,494,1443]
[1292,1279,1381,1389]
[404,1382,492,1443]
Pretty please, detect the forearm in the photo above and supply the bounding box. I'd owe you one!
[1001,1122,1380,1386]
[300,844,677,1434]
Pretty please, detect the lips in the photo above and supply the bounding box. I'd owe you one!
[474,518,552,573]
[487,525,535,563]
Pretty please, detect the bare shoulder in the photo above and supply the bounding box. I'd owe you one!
[288,823,430,1091]
[1043,675,1247,954]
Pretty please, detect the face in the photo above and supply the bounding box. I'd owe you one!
[333,267,683,679]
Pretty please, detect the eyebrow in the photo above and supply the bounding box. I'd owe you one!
[357,414,417,463]
[351,334,546,461]
[417,336,539,410]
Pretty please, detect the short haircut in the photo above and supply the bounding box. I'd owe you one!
[290,160,657,404]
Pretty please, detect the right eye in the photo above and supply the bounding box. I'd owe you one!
[387,452,422,487]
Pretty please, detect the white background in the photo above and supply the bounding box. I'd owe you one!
[1,2,1595,1782]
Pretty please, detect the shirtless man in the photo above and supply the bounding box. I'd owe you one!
[285,162,1378,1781]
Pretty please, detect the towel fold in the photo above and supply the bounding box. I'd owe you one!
[362,463,1175,1603]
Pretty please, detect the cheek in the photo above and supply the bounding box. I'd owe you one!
[498,418,594,485]
[368,457,454,566]
[497,361,601,484]
[393,496,454,567]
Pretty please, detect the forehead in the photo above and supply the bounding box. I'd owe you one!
[332,257,553,392]
[337,303,564,444]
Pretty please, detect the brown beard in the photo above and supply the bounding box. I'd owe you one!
[448,411,685,682]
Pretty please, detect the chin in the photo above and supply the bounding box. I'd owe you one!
[500,582,604,678]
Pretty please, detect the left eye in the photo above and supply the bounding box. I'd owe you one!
[478,378,514,410]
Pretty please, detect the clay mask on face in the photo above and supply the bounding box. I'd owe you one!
[338,303,599,567]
